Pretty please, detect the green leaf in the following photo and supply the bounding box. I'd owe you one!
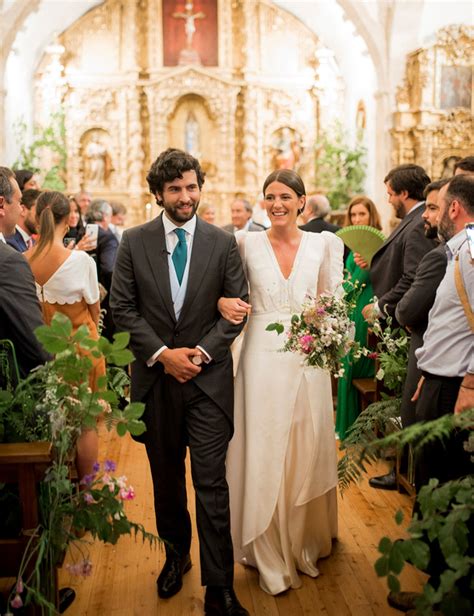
[116,422,127,437]
[378,537,392,554]
[111,332,130,350]
[394,509,404,525]
[387,574,400,593]
[108,349,134,366]
[388,545,405,574]
[127,420,146,436]
[266,322,284,335]
[374,555,389,577]
[124,402,145,420]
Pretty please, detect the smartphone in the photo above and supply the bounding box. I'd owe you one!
[85,223,99,249]
[466,223,474,260]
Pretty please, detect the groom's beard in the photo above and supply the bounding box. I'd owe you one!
[160,198,200,224]
[424,222,439,239]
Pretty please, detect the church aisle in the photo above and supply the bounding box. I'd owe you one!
[59,425,426,615]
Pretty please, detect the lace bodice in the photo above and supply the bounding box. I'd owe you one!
[241,231,343,316]
[35,250,100,305]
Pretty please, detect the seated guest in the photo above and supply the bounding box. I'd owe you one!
[26,191,105,479]
[198,204,216,225]
[222,198,265,233]
[14,169,40,192]
[0,167,49,380]
[336,196,382,440]
[299,194,340,234]
[6,188,42,252]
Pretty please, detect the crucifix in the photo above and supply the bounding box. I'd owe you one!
[172,2,206,51]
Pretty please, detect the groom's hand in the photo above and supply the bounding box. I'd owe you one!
[158,348,202,383]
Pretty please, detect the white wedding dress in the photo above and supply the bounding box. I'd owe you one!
[227,230,343,595]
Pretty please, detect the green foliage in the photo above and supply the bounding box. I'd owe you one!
[12,111,67,191]
[376,476,474,616]
[370,315,410,397]
[0,313,157,614]
[314,122,367,209]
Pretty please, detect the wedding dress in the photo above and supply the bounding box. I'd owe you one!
[227,230,343,595]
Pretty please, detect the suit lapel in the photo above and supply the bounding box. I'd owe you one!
[177,219,215,325]
[374,206,422,259]
[141,214,176,323]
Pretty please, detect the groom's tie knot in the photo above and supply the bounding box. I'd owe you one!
[172,228,187,285]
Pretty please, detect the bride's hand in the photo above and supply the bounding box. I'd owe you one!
[218,297,251,324]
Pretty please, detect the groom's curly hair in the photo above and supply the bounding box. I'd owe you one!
[146,148,206,204]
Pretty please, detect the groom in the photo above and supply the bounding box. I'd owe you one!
[110,149,249,615]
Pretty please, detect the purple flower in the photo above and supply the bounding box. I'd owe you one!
[92,462,100,473]
[104,460,116,473]
[11,594,23,609]
[80,473,96,486]
[316,307,326,315]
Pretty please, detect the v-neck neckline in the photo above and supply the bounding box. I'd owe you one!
[263,231,306,281]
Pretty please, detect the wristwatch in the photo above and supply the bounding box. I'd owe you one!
[191,354,203,366]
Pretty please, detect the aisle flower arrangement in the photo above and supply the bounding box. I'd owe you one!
[266,289,362,377]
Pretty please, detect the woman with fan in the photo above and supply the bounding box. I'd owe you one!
[335,196,382,440]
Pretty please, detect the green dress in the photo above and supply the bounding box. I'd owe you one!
[335,251,375,440]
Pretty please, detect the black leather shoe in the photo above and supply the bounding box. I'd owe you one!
[387,591,422,612]
[369,468,397,490]
[59,587,76,613]
[204,586,249,616]
[157,553,192,599]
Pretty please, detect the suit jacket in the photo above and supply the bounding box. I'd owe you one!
[222,221,265,233]
[370,206,437,319]
[5,229,27,253]
[395,244,447,426]
[299,217,340,234]
[110,214,248,423]
[0,242,49,381]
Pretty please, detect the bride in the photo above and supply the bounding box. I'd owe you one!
[219,169,343,595]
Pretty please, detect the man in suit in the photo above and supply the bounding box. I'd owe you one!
[299,194,340,234]
[5,188,41,252]
[222,198,265,233]
[0,168,49,381]
[110,149,249,616]
[395,179,448,428]
[357,164,437,490]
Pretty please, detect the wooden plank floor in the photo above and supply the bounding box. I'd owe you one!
[53,425,426,615]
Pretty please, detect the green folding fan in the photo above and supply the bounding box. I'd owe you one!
[336,225,386,265]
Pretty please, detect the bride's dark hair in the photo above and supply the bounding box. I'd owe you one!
[262,169,306,198]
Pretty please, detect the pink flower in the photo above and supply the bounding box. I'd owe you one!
[11,594,23,609]
[16,577,24,594]
[83,492,95,504]
[66,558,93,577]
[299,335,314,354]
[119,486,135,501]
[316,307,326,315]
[368,352,378,360]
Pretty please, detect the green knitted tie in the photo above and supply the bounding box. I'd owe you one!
[172,228,187,285]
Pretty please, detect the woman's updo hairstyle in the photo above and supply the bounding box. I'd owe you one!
[262,169,306,215]
[30,191,70,262]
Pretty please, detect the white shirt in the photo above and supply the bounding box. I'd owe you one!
[147,214,210,366]
[0,232,5,243]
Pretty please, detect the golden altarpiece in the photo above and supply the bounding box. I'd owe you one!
[392,25,473,180]
[33,0,342,224]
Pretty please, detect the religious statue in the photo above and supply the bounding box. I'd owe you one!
[271,127,302,171]
[84,133,112,187]
[172,1,206,65]
[185,111,200,157]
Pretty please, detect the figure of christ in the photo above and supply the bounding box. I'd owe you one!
[172,1,205,50]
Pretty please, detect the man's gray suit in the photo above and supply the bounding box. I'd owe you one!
[395,245,447,426]
[110,213,248,586]
[370,206,437,320]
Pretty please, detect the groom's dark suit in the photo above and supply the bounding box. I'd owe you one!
[110,213,248,586]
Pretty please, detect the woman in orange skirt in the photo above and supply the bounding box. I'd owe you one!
[26,191,106,480]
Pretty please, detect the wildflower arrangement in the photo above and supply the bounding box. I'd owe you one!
[0,313,158,614]
[266,289,362,377]
[370,312,409,396]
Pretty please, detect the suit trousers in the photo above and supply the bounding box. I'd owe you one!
[414,372,470,493]
[144,374,234,587]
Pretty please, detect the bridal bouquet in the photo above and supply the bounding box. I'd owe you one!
[266,292,360,377]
